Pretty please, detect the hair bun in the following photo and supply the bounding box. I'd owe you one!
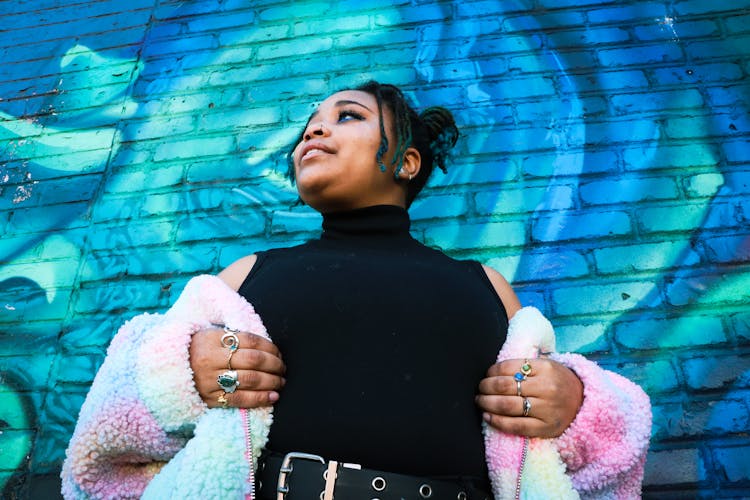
[419,107,459,173]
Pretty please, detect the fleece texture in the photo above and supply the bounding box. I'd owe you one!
[61,275,651,499]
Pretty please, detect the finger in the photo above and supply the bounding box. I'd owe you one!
[476,394,536,417]
[234,333,281,358]
[207,389,280,409]
[231,348,286,375]
[487,358,545,377]
[237,370,285,391]
[477,376,517,396]
[483,412,555,438]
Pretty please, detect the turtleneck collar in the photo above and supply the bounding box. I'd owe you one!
[321,205,411,240]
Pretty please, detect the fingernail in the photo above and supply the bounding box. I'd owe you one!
[483,412,491,423]
[269,391,279,402]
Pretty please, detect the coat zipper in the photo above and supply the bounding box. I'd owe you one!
[240,408,255,500]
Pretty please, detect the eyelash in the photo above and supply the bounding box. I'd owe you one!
[338,110,364,122]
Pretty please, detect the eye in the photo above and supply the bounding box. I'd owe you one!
[338,109,364,122]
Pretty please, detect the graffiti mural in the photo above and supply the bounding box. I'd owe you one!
[1,0,748,497]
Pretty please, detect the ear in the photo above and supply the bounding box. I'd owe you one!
[398,147,421,180]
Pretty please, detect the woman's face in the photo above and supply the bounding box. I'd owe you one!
[292,90,404,213]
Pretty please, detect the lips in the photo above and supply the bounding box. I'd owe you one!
[299,141,334,162]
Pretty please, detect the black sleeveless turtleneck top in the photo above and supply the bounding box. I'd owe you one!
[238,205,508,479]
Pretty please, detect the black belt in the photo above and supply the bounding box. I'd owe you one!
[256,451,493,500]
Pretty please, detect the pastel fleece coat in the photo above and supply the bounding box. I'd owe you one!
[61,275,652,499]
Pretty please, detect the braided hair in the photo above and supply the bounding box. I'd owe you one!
[286,80,459,207]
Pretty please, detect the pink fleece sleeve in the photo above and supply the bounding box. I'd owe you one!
[61,275,270,499]
[551,352,652,498]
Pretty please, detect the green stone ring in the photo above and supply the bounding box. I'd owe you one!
[217,370,240,393]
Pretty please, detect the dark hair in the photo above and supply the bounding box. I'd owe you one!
[285,80,459,206]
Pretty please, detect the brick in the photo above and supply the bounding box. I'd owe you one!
[685,173,724,197]
[141,34,217,58]
[643,448,707,486]
[218,238,305,268]
[176,213,266,242]
[293,15,371,37]
[724,140,750,164]
[634,20,719,41]
[554,322,609,353]
[456,0,529,18]
[516,97,607,124]
[374,4,448,26]
[674,0,741,15]
[598,43,684,67]
[580,177,678,205]
[639,202,739,233]
[186,11,256,33]
[733,312,750,342]
[553,281,657,316]
[6,203,90,235]
[614,316,725,350]
[0,429,34,471]
[687,35,750,60]
[597,241,700,274]
[467,126,558,154]
[74,281,168,314]
[532,211,632,242]
[331,28,416,50]
[725,13,750,33]
[410,194,469,220]
[523,151,618,177]
[421,20,502,46]
[510,51,599,72]
[475,185,575,215]
[120,115,195,141]
[438,158,518,186]
[588,3,668,25]
[486,250,589,282]
[576,118,663,146]
[270,209,323,235]
[684,355,750,390]
[666,272,750,307]
[652,63,743,85]
[52,354,103,385]
[424,220,526,251]
[88,221,174,250]
[548,27,631,47]
[504,11,586,32]
[616,360,679,395]
[258,2,330,22]
[703,234,750,264]
[560,70,648,93]
[666,114,748,139]
[714,445,750,482]
[705,84,749,107]
[612,89,703,114]
[153,136,234,162]
[467,77,555,102]
[624,143,720,171]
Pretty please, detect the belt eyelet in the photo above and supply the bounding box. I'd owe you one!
[371,476,387,491]
[419,483,433,498]
[457,492,468,500]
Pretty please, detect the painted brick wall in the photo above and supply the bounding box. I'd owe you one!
[1,0,749,497]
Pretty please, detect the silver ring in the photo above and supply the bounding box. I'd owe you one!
[221,327,240,351]
[217,370,240,393]
[522,397,532,417]
[516,379,522,397]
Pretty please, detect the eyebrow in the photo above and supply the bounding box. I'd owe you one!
[307,99,374,123]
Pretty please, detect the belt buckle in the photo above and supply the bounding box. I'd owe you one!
[276,452,326,500]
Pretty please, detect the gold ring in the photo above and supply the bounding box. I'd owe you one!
[520,359,532,377]
[217,391,229,409]
[227,349,236,370]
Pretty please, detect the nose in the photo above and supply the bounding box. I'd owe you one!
[303,122,329,141]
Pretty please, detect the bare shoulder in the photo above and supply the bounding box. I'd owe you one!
[217,254,258,292]
[481,264,522,319]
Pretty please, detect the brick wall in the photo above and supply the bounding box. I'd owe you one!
[1,1,748,497]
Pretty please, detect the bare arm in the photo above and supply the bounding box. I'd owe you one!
[190,254,286,409]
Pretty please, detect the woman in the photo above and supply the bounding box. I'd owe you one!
[62,82,651,499]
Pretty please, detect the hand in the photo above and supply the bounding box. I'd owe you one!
[476,357,583,438]
[189,327,285,409]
